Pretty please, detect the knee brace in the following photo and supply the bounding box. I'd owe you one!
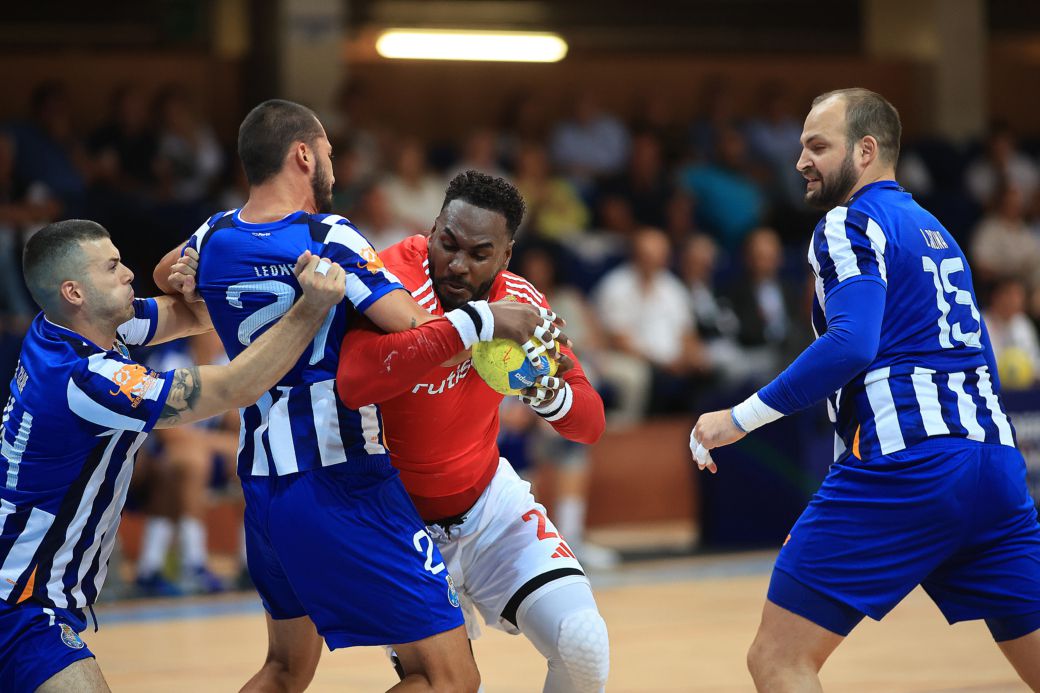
[556,607,610,692]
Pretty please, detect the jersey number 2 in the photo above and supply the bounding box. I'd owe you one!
[412,530,446,575]
[922,257,982,349]
[225,280,335,365]
[522,509,559,540]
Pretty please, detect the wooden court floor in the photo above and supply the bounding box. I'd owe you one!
[88,553,1028,692]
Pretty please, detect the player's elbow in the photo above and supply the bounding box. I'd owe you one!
[227,384,260,410]
[571,414,606,445]
[562,398,606,445]
[153,263,171,294]
[335,370,370,410]
[836,341,877,379]
[848,333,880,371]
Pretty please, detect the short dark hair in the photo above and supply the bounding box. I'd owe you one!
[441,170,526,238]
[23,219,110,310]
[238,99,324,186]
[812,88,902,166]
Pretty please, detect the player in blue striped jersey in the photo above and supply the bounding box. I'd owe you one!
[691,89,1040,690]
[0,219,346,692]
[155,100,558,692]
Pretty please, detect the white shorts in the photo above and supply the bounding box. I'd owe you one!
[427,458,588,638]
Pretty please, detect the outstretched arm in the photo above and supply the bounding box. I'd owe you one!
[690,277,886,471]
[336,301,570,409]
[155,252,344,428]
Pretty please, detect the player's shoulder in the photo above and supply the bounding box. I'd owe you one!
[190,209,238,248]
[378,235,429,289]
[491,271,548,307]
[380,234,428,266]
[307,213,365,245]
[24,315,94,368]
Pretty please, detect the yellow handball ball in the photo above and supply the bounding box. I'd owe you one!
[470,338,559,396]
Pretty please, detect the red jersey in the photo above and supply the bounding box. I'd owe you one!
[337,235,604,521]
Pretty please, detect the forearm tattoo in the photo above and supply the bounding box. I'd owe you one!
[159,367,202,424]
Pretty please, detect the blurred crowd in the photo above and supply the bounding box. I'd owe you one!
[3,77,1040,589]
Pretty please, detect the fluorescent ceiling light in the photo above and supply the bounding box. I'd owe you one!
[376,29,567,62]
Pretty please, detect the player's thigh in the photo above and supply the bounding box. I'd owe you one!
[775,444,974,622]
[460,463,587,632]
[996,628,1040,689]
[392,624,478,684]
[923,445,1040,636]
[750,598,846,672]
[35,657,110,693]
[0,603,98,693]
[267,463,464,649]
[263,612,323,674]
[241,478,310,623]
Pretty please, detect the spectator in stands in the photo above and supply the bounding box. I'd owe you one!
[330,137,367,213]
[377,138,444,234]
[984,278,1040,390]
[0,132,59,324]
[6,81,89,216]
[550,91,631,186]
[681,233,744,383]
[327,78,386,183]
[601,132,675,228]
[970,182,1040,292]
[153,85,224,205]
[630,92,687,168]
[450,128,507,180]
[513,141,589,242]
[664,192,699,249]
[349,183,412,251]
[135,333,241,595]
[678,125,765,250]
[744,83,805,211]
[688,76,739,162]
[725,228,804,364]
[593,227,707,415]
[966,123,1040,207]
[495,89,550,171]
[88,84,159,194]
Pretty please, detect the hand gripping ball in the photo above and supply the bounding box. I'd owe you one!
[470,338,559,395]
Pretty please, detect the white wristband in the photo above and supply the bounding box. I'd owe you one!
[445,300,495,348]
[531,381,573,421]
[731,392,783,432]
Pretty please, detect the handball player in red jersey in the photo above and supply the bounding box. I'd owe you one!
[337,171,610,693]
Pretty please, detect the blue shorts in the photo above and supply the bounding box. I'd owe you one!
[0,601,94,691]
[242,458,463,649]
[773,438,1040,640]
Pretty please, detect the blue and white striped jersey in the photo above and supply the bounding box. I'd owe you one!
[0,300,172,610]
[810,180,1015,460]
[186,209,404,478]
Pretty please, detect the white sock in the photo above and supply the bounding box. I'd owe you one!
[137,517,174,576]
[179,517,208,570]
[555,496,585,548]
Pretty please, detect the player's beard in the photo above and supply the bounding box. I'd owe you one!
[428,256,496,311]
[805,147,858,210]
[312,165,333,214]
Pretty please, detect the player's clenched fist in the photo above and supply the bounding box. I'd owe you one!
[294,250,346,314]
[169,246,202,303]
[689,408,746,474]
[489,301,570,358]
